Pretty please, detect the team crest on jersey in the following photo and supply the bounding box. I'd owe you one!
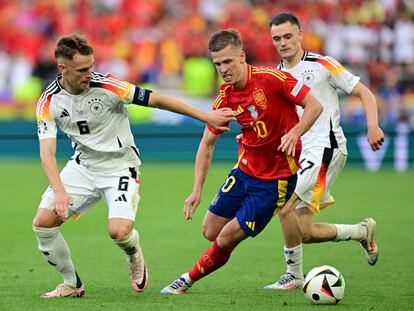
[88,98,104,115]
[37,120,47,134]
[253,89,267,109]
[247,105,258,119]
[302,70,314,85]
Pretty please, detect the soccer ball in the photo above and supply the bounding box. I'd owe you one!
[303,265,345,305]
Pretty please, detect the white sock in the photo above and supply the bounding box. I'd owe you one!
[113,229,140,257]
[181,272,193,284]
[334,224,367,241]
[33,226,80,288]
[284,244,303,279]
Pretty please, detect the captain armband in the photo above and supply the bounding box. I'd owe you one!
[132,86,152,106]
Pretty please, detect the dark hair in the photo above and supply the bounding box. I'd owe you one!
[269,13,301,29]
[208,29,243,52]
[55,34,94,60]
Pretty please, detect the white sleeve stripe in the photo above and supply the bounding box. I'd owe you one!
[324,56,342,68]
[106,77,129,89]
[36,83,59,118]
[91,75,129,91]
[99,79,129,91]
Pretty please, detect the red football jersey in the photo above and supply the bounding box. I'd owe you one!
[208,65,310,180]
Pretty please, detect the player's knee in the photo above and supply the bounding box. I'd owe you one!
[202,227,217,241]
[216,235,238,249]
[278,205,292,219]
[108,226,131,240]
[32,208,62,228]
[301,230,312,243]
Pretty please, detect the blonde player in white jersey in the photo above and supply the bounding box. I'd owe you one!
[263,13,385,290]
[32,34,236,298]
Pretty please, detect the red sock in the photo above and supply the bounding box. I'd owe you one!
[188,240,234,281]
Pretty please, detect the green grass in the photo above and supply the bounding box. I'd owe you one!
[1,160,413,310]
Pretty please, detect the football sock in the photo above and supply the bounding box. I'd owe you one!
[188,240,234,281]
[334,224,367,241]
[113,229,140,256]
[33,226,80,288]
[284,244,303,279]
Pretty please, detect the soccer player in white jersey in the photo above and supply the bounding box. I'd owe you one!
[32,33,236,298]
[263,13,385,290]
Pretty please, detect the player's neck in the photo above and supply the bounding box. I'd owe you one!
[283,49,304,69]
[60,77,84,95]
[233,63,249,90]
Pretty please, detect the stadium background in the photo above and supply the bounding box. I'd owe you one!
[1,2,413,310]
[0,0,413,170]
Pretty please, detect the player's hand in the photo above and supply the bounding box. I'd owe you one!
[278,130,299,157]
[206,108,236,132]
[367,126,384,151]
[52,190,73,221]
[183,191,201,220]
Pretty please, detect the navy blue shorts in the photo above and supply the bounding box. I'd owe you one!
[208,168,297,237]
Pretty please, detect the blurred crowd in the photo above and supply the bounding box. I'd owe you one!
[0,0,414,127]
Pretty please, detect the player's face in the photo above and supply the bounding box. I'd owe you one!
[58,53,94,95]
[270,22,302,62]
[211,45,246,89]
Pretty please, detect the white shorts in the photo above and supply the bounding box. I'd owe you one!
[39,160,141,221]
[295,147,347,215]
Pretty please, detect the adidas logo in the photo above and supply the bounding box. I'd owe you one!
[115,194,127,202]
[60,109,70,118]
[245,221,256,231]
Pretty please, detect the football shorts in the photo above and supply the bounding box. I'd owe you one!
[295,146,347,214]
[208,168,297,237]
[38,160,141,221]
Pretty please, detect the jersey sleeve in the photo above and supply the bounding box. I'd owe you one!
[317,56,360,94]
[93,73,151,105]
[207,85,230,135]
[276,70,310,105]
[36,93,57,140]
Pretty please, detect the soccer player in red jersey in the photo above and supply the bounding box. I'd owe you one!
[161,29,323,294]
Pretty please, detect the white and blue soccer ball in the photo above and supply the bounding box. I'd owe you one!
[303,265,345,305]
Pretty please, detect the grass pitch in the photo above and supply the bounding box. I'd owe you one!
[0,160,413,310]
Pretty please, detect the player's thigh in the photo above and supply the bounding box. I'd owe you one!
[296,147,338,213]
[207,169,245,219]
[202,211,231,241]
[37,161,100,220]
[99,167,141,221]
[205,169,246,239]
[320,149,347,204]
[238,173,297,237]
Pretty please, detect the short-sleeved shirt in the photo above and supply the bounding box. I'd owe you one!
[208,65,310,180]
[277,52,360,154]
[36,72,150,172]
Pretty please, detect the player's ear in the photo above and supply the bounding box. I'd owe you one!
[240,50,246,64]
[298,29,303,41]
[57,63,66,74]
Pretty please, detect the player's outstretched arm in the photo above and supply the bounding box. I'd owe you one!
[183,128,219,220]
[278,93,323,156]
[148,92,236,131]
[39,138,73,221]
[350,82,385,151]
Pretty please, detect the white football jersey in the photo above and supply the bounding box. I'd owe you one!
[278,52,360,154]
[36,72,149,172]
